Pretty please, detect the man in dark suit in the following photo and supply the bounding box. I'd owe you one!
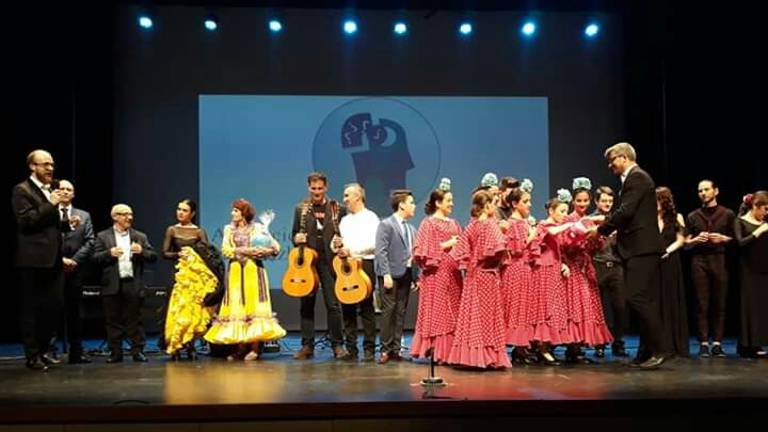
[290,172,347,360]
[92,204,157,363]
[375,189,417,364]
[57,180,94,364]
[12,150,78,371]
[597,142,667,369]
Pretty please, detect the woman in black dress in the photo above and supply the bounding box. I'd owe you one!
[161,199,209,359]
[734,191,768,358]
[656,187,689,358]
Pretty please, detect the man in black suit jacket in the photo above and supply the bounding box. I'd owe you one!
[290,172,347,360]
[12,150,78,371]
[598,142,667,369]
[92,204,157,363]
[58,180,94,364]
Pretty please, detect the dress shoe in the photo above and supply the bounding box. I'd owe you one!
[132,352,148,362]
[333,346,348,359]
[629,355,665,370]
[378,352,393,364]
[698,344,710,358]
[25,357,49,372]
[68,354,92,364]
[710,344,727,358]
[362,350,376,362]
[106,354,123,363]
[293,345,314,360]
[41,354,62,366]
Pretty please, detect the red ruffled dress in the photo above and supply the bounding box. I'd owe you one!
[501,218,535,346]
[447,218,512,369]
[561,214,613,346]
[526,221,572,345]
[410,217,463,362]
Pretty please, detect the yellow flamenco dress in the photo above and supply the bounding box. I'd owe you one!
[164,246,218,355]
[204,222,287,344]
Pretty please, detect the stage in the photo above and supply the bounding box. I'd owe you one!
[1,335,767,430]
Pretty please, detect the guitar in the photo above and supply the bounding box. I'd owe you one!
[333,255,372,305]
[282,203,319,297]
[329,201,373,304]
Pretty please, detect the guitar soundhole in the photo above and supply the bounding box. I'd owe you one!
[290,278,307,283]
[343,285,360,292]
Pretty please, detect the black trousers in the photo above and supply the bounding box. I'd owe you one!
[378,270,412,355]
[595,261,627,344]
[102,278,146,355]
[18,266,64,360]
[624,255,665,356]
[62,270,85,354]
[300,258,344,348]
[342,260,377,355]
[691,254,728,342]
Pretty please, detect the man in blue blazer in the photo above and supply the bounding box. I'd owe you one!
[375,189,417,364]
[58,180,95,364]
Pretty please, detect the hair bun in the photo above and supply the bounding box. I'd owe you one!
[557,188,573,204]
[572,177,592,191]
[438,177,451,192]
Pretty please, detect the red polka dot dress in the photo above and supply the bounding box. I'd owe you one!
[410,216,463,363]
[447,217,511,369]
[501,218,535,347]
[527,221,572,345]
[561,213,613,346]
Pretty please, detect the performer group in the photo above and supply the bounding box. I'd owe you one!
[12,143,768,372]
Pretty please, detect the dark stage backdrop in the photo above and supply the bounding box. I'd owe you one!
[10,3,761,341]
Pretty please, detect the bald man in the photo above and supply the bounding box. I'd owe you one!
[12,150,78,371]
[92,204,156,363]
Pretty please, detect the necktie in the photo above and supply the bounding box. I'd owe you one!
[402,221,411,252]
[61,207,69,221]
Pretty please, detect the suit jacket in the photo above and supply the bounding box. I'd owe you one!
[375,214,417,278]
[92,227,157,296]
[291,199,345,263]
[62,207,95,264]
[598,166,664,259]
[12,178,71,268]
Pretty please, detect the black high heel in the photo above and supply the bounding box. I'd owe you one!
[536,349,561,366]
[511,347,535,365]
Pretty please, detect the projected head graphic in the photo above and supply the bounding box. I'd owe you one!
[313,98,440,217]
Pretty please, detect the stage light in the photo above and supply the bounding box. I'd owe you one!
[343,20,358,35]
[204,16,218,31]
[138,15,153,30]
[459,22,472,35]
[269,20,283,32]
[585,23,600,38]
[394,22,407,35]
[521,21,536,37]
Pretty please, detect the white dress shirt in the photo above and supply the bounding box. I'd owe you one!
[620,163,638,185]
[114,227,134,278]
[30,175,52,202]
[336,208,379,260]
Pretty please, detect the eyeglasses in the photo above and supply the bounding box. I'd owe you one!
[608,155,625,164]
[33,162,55,168]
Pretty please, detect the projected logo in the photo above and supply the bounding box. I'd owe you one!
[312,98,440,217]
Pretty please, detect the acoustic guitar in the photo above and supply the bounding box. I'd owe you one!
[330,202,373,304]
[282,204,319,297]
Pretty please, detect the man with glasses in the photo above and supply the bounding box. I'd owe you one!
[12,150,79,371]
[597,143,667,370]
[92,204,157,363]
